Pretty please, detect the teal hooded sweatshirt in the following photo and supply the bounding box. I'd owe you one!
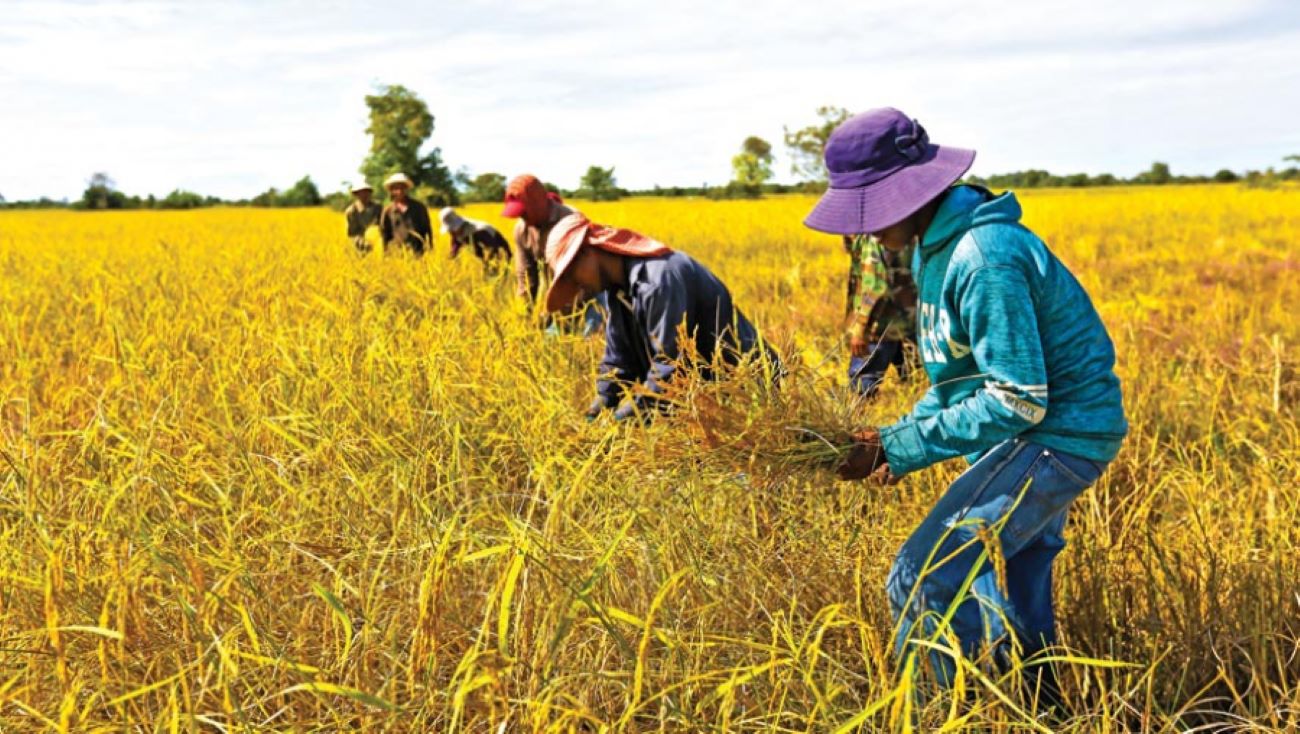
[879,185,1127,476]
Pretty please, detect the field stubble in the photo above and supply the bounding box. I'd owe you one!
[0,185,1297,730]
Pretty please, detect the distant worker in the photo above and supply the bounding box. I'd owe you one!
[379,173,432,256]
[544,212,778,422]
[439,207,512,266]
[842,232,918,397]
[806,107,1127,705]
[503,174,603,334]
[343,183,381,254]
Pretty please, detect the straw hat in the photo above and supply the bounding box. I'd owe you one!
[383,172,414,189]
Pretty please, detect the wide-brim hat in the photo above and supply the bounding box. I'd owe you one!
[804,108,975,235]
[439,207,466,235]
[349,182,373,194]
[383,172,414,189]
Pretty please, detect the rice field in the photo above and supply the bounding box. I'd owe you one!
[0,185,1297,730]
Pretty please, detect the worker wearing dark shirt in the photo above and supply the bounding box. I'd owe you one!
[543,213,777,421]
[379,173,432,256]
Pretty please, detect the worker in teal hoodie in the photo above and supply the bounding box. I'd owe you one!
[805,108,1127,701]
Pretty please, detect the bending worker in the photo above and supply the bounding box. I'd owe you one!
[439,207,511,266]
[805,107,1127,701]
[543,212,777,422]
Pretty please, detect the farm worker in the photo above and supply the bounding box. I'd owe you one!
[502,173,574,301]
[344,182,381,254]
[842,232,918,397]
[438,207,512,266]
[544,212,778,422]
[503,173,604,335]
[379,172,432,256]
[804,108,1127,695]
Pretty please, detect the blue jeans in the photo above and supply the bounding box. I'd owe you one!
[886,439,1107,687]
[849,340,910,397]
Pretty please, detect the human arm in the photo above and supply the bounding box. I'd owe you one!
[611,280,689,420]
[345,209,364,238]
[878,266,1049,476]
[413,203,433,248]
[379,209,393,249]
[592,305,642,417]
[512,222,539,301]
[848,237,890,354]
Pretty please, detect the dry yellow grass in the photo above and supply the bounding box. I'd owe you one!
[0,185,1297,730]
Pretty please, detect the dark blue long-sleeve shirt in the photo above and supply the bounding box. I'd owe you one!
[593,252,770,420]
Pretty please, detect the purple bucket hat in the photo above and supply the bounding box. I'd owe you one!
[804,108,975,235]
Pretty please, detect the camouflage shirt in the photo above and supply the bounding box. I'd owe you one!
[844,235,918,342]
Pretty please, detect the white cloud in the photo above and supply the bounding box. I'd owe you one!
[1,0,1297,201]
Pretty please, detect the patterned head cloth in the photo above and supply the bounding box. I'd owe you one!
[543,213,671,313]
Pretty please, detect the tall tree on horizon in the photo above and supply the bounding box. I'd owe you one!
[361,85,457,204]
[82,172,125,209]
[731,136,775,190]
[579,166,621,201]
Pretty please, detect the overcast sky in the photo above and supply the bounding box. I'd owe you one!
[2,0,1298,201]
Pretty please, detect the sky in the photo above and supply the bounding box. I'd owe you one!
[2,0,1299,202]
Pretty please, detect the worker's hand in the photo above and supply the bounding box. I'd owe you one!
[837,429,887,481]
[849,334,871,359]
[869,461,902,486]
[585,399,608,422]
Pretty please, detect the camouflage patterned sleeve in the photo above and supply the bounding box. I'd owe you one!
[847,236,890,341]
[874,244,918,341]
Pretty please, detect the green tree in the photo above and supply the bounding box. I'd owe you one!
[731,136,774,188]
[783,106,850,182]
[726,136,775,199]
[159,189,206,209]
[461,172,506,203]
[360,84,458,204]
[82,172,126,209]
[578,166,621,201]
[1136,161,1173,185]
[1213,169,1239,183]
[279,176,322,207]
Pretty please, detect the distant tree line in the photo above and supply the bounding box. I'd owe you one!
[627,159,1300,199]
[966,160,1300,189]
[0,172,328,210]
[4,95,1297,210]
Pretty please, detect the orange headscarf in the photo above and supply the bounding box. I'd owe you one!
[544,214,672,312]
